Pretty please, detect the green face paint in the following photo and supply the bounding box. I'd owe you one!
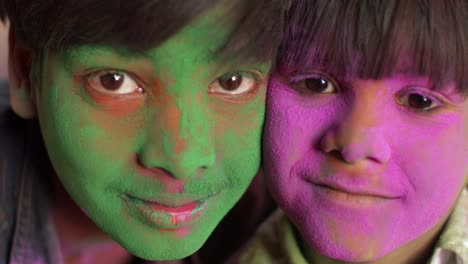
[35,5,270,260]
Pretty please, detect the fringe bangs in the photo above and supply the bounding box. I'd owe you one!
[280,0,468,94]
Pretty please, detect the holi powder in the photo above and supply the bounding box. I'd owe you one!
[35,3,270,261]
[263,73,468,262]
[135,157,186,194]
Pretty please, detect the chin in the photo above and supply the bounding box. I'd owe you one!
[298,222,397,263]
[308,238,388,262]
[121,236,206,261]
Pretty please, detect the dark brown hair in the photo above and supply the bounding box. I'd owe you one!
[279,0,468,94]
[0,0,286,63]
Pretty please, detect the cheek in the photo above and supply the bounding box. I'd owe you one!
[264,80,305,170]
[209,88,266,181]
[392,115,468,217]
[78,108,144,160]
[39,80,143,183]
[213,83,265,142]
[264,78,342,184]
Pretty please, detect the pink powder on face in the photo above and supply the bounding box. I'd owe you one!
[263,74,468,261]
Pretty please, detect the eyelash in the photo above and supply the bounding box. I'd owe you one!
[83,69,146,95]
[79,68,263,104]
[288,72,446,112]
[396,88,443,112]
[288,72,341,95]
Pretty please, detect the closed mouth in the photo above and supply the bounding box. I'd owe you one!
[314,183,400,200]
[299,168,403,200]
[127,192,218,208]
[121,193,216,229]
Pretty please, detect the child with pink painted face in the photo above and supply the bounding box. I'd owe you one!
[235,1,468,263]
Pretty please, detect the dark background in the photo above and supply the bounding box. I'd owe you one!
[0,22,7,80]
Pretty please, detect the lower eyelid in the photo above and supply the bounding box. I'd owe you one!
[396,96,441,114]
[209,81,262,103]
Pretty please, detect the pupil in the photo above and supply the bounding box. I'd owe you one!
[101,73,124,91]
[219,74,242,91]
[408,94,432,109]
[306,78,328,92]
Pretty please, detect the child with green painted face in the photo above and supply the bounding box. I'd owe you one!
[0,0,285,262]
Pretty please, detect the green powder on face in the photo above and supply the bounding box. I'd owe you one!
[35,3,271,261]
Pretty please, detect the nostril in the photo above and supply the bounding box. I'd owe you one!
[319,129,340,153]
[328,149,346,161]
[135,151,212,180]
[136,153,176,178]
[135,153,186,194]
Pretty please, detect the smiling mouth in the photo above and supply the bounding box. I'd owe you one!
[310,182,401,207]
[121,193,217,230]
[316,183,398,199]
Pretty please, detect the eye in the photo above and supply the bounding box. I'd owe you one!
[87,71,144,95]
[290,73,338,94]
[398,92,439,111]
[209,71,261,96]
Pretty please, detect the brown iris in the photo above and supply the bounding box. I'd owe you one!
[100,73,124,91]
[306,78,329,93]
[218,73,242,91]
[408,93,433,109]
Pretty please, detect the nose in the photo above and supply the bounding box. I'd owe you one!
[319,89,391,164]
[137,92,216,179]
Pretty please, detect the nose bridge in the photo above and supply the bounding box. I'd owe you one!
[332,91,380,153]
[161,92,188,155]
[321,82,391,163]
[142,89,215,178]
[343,86,382,132]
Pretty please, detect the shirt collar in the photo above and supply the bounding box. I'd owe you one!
[430,188,468,264]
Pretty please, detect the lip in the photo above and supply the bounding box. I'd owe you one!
[121,193,215,230]
[309,183,400,207]
[312,181,401,200]
[302,174,402,207]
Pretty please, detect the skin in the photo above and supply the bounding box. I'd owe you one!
[264,70,468,263]
[20,5,270,261]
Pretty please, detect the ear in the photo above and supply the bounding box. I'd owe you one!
[8,29,36,119]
